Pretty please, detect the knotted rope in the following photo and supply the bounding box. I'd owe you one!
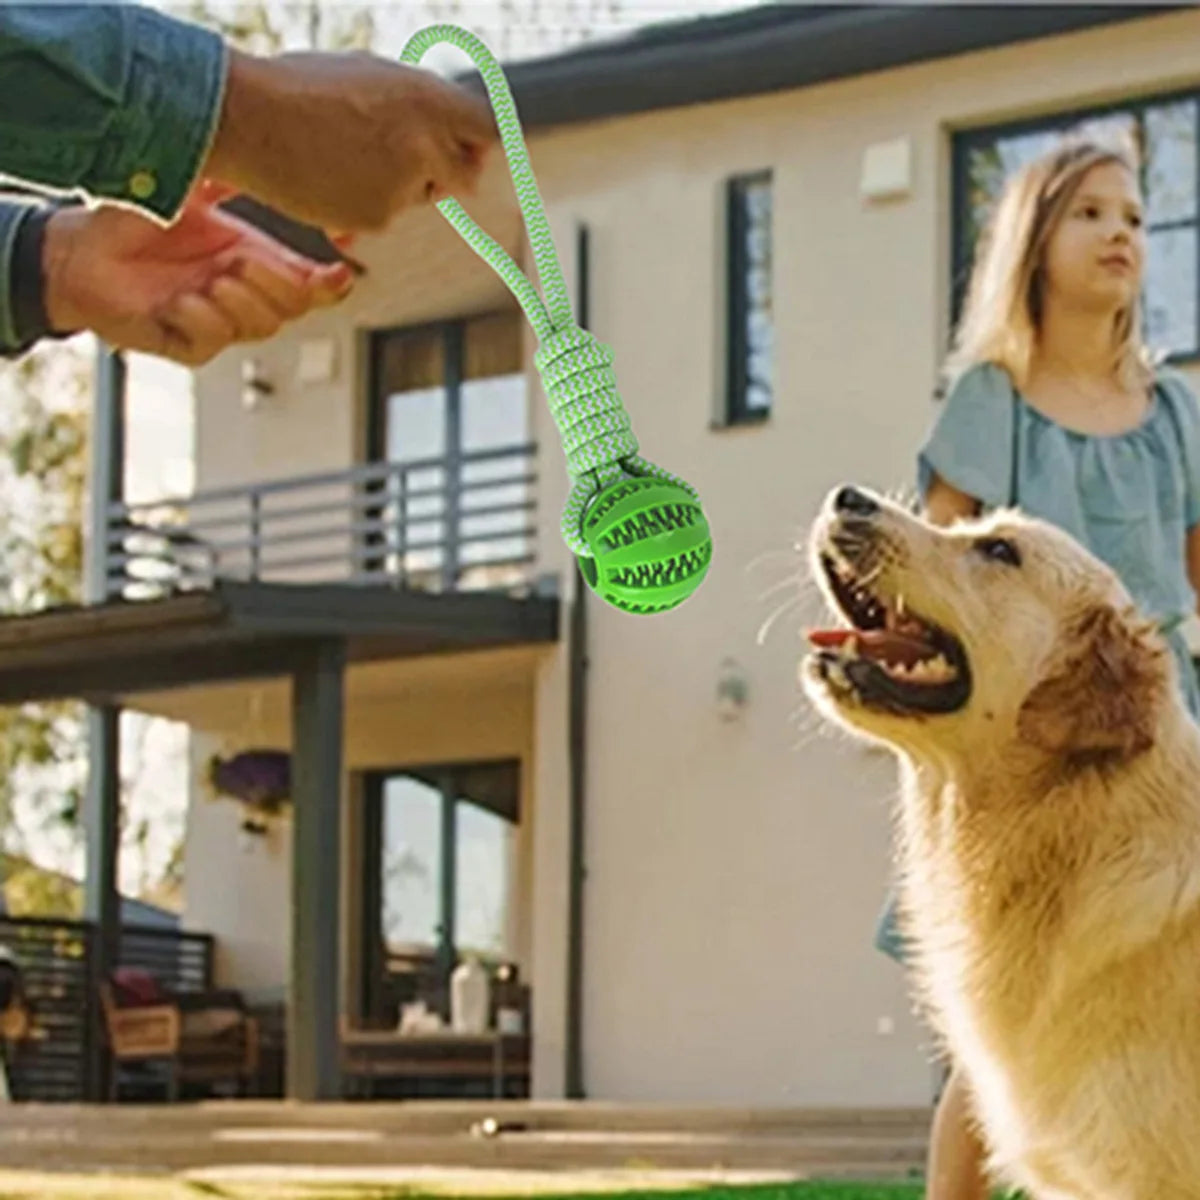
[400,25,700,558]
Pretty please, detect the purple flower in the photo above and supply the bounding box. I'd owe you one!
[208,750,291,812]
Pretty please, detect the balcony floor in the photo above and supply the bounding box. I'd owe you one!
[0,580,560,705]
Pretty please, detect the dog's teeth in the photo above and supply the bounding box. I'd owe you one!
[839,636,860,661]
[905,655,956,684]
[909,660,936,683]
[929,654,954,681]
[896,594,907,617]
[827,659,850,688]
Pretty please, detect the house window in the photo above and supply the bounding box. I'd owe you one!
[952,91,1200,359]
[365,311,532,588]
[357,761,520,1025]
[725,170,774,423]
[379,770,517,962]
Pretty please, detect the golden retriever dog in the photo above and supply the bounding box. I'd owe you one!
[801,483,1200,1200]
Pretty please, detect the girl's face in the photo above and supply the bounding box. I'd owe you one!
[1040,160,1145,314]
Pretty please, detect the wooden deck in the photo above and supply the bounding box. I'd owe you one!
[0,1101,931,1181]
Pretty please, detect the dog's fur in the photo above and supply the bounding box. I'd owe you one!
[802,486,1200,1200]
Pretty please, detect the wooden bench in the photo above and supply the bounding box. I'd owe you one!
[339,1026,530,1099]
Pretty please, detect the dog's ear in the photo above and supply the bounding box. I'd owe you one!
[1017,604,1166,762]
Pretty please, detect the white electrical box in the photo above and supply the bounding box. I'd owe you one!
[296,337,338,385]
[861,137,913,202]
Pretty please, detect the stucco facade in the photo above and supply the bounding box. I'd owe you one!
[156,8,1200,1106]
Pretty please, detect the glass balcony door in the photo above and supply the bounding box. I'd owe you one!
[357,760,520,1027]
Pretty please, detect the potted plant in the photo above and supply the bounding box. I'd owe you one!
[206,749,291,837]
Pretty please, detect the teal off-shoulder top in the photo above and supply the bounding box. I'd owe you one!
[917,361,1200,718]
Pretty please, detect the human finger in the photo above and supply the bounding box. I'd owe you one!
[207,275,289,341]
[191,178,238,207]
[155,293,239,366]
[430,76,499,148]
[431,129,488,199]
[307,262,356,306]
[383,130,445,213]
[229,255,315,320]
[236,240,355,307]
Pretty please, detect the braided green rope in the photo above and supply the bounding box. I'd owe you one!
[400,24,712,614]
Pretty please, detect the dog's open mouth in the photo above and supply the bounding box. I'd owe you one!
[808,552,971,715]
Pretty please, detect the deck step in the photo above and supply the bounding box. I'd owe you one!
[0,1104,932,1178]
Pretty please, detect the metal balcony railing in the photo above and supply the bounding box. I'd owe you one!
[104,443,538,602]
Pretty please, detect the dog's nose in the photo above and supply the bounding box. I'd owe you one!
[834,485,878,518]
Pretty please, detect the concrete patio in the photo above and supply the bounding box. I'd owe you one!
[0,1102,930,1182]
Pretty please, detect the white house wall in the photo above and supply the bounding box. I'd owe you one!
[524,8,1200,1105]
[188,7,1200,1106]
[180,653,538,1006]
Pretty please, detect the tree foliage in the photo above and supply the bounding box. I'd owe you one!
[1,0,632,915]
[0,341,91,883]
[167,0,626,62]
[170,1,378,53]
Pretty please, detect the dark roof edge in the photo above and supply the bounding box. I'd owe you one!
[456,5,1185,131]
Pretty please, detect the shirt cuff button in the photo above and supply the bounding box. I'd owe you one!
[128,171,157,200]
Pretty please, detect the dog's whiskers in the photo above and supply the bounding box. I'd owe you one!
[743,548,802,577]
[756,571,804,604]
[885,483,920,513]
[757,593,803,646]
[788,705,841,752]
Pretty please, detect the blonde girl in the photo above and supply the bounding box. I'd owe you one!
[885,136,1200,1199]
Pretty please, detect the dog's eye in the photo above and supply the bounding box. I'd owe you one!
[974,537,1021,567]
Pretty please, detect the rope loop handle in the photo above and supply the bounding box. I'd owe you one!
[400,25,570,341]
[400,25,701,561]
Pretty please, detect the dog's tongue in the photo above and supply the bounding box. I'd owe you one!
[808,629,855,648]
[807,628,934,667]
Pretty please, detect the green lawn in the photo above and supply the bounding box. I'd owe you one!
[404,1189,924,1200]
[497,1189,924,1200]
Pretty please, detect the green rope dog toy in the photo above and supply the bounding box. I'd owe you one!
[400,24,712,615]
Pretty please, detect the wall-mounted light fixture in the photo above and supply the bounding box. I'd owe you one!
[237,814,270,854]
[716,657,749,721]
[241,358,275,410]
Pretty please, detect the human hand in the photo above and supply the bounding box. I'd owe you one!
[41,196,355,366]
[201,49,499,234]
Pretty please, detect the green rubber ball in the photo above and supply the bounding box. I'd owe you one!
[576,477,712,614]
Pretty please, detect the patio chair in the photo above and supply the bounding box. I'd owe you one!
[0,946,31,1102]
[99,967,259,1101]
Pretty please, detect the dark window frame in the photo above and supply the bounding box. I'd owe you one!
[361,310,528,585]
[361,317,462,584]
[950,85,1200,364]
[356,757,521,1025]
[724,169,774,426]
[365,317,462,464]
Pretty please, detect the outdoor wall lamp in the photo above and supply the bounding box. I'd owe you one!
[716,657,749,721]
[237,815,270,853]
[241,358,275,410]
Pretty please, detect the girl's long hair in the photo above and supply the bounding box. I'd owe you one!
[944,136,1154,392]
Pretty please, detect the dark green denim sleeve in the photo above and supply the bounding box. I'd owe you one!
[0,4,228,217]
[0,201,45,352]
[0,3,228,354]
